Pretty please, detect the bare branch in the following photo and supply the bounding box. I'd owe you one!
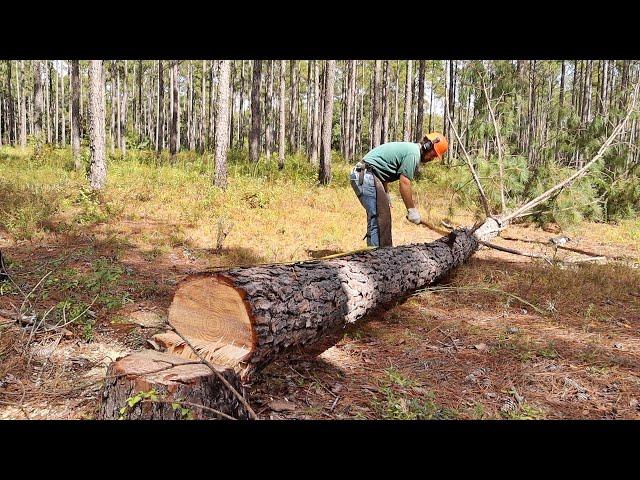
[480,70,506,212]
[445,98,492,218]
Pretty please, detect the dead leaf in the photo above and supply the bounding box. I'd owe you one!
[473,343,488,351]
[269,400,297,412]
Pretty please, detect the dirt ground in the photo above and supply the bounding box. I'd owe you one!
[1,221,639,420]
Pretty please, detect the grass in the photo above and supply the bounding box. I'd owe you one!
[372,367,458,420]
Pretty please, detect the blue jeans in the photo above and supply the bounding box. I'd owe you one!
[350,166,379,246]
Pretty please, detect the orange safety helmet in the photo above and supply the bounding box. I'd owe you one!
[425,132,449,158]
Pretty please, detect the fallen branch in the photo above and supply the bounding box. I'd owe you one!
[418,285,546,316]
[500,235,634,262]
[479,240,554,264]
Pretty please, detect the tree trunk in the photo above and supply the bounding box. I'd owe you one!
[156,60,164,152]
[121,60,128,155]
[288,61,298,153]
[88,60,106,190]
[318,60,335,185]
[33,60,43,141]
[428,60,434,133]
[71,60,82,169]
[136,60,143,142]
[116,62,122,153]
[109,62,116,154]
[238,60,245,149]
[278,60,286,169]
[214,60,231,189]
[393,61,399,141]
[372,60,382,147]
[403,60,413,141]
[98,350,249,420]
[199,60,206,153]
[46,61,52,144]
[19,61,26,147]
[416,60,426,141]
[265,60,274,160]
[249,60,262,163]
[382,60,390,145]
[61,64,66,147]
[170,61,179,156]
[5,61,15,146]
[54,63,59,146]
[161,221,499,380]
[310,61,321,166]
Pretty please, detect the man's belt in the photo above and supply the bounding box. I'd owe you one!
[355,161,375,186]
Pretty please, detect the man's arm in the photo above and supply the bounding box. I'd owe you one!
[398,174,415,209]
[399,174,421,224]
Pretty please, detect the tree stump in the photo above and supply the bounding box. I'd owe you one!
[98,350,249,420]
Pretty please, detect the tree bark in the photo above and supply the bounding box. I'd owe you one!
[249,60,262,163]
[88,60,106,190]
[318,60,335,185]
[71,60,82,169]
[214,60,231,189]
[98,350,249,420]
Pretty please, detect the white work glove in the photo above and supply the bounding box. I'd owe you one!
[406,208,421,225]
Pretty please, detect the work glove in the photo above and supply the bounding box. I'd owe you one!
[406,208,421,225]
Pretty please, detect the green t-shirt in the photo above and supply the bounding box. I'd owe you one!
[363,142,421,183]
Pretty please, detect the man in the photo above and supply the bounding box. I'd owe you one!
[349,132,449,247]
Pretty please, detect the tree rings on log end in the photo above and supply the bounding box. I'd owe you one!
[167,275,254,369]
[98,350,249,420]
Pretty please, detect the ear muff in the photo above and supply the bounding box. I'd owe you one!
[422,136,440,153]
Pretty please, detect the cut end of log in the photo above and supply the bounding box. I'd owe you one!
[166,275,254,369]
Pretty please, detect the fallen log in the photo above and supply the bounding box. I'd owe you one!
[161,219,502,380]
[98,350,250,420]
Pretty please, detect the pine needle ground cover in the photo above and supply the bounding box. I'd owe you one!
[1,146,639,419]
